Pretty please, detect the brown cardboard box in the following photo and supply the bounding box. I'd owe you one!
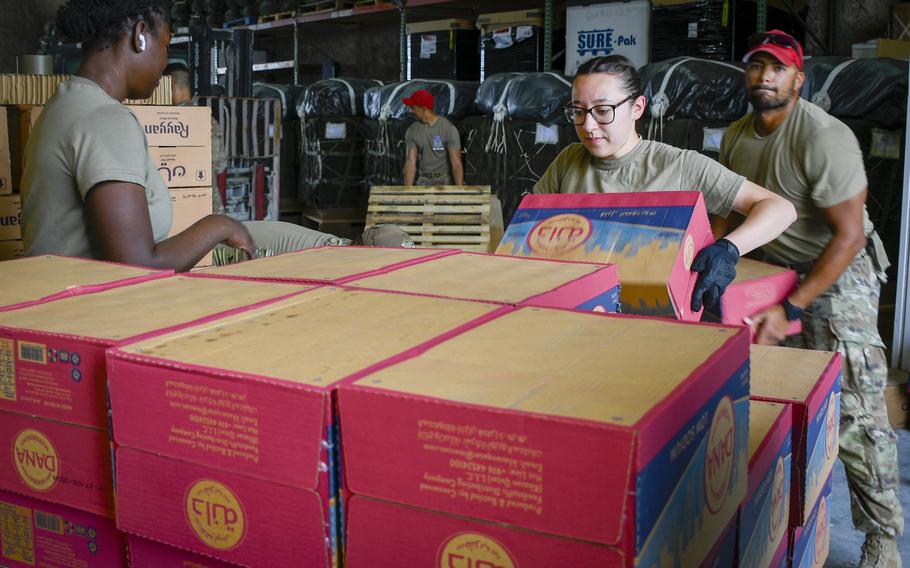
[406,18,475,35]
[126,105,211,147]
[0,110,9,194]
[0,194,20,240]
[7,105,42,192]
[0,74,171,106]
[149,146,212,188]
[885,370,909,429]
[169,187,213,267]
[0,239,24,261]
[853,38,910,60]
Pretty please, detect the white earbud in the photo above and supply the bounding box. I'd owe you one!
[138,35,147,52]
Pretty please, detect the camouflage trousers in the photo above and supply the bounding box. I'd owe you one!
[783,251,903,536]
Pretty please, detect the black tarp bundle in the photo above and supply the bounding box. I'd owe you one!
[802,56,908,128]
[363,80,479,121]
[475,72,572,125]
[295,78,383,119]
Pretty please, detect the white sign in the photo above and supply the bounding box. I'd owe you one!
[565,1,650,75]
[420,35,437,59]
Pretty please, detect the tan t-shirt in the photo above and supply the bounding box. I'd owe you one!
[533,140,743,218]
[405,116,460,177]
[21,76,172,257]
[720,98,872,264]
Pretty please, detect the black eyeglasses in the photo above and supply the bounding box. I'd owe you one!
[747,32,802,54]
[564,95,634,126]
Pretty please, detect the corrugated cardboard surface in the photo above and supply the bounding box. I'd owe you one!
[345,252,615,305]
[7,105,42,191]
[168,188,214,267]
[194,245,451,283]
[345,496,623,567]
[127,535,238,568]
[0,194,20,240]
[0,74,171,105]
[719,259,800,336]
[789,474,832,568]
[750,344,838,402]
[0,109,9,194]
[885,371,909,429]
[150,146,212,188]
[0,488,126,567]
[126,105,211,147]
[748,401,788,460]
[0,240,23,261]
[0,255,165,309]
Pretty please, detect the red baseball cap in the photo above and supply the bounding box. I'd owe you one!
[743,30,804,70]
[402,89,434,109]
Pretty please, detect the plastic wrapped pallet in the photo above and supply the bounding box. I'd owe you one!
[475,72,572,125]
[407,19,480,81]
[363,80,478,121]
[802,56,908,129]
[361,117,414,187]
[295,77,384,118]
[298,117,367,210]
[650,0,737,62]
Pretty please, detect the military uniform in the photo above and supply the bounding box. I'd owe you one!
[722,98,903,538]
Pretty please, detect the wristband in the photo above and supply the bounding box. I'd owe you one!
[781,298,804,322]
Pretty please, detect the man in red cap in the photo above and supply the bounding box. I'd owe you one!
[720,30,903,567]
[402,89,464,186]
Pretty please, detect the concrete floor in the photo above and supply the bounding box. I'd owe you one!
[827,428,909,566]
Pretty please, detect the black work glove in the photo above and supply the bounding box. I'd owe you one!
[690,238,740,312]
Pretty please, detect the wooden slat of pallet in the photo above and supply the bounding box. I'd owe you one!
[368,205,490,214]
[410,235,490,244]
[369,185,490,195]
[366,214,490,224]
[369,194,491,204]
[400,225,489,235]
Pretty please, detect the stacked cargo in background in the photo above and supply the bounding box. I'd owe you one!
[478,9,565,81]
[407,19,480,81]
[129,105,215,267]
[340,308,750,566]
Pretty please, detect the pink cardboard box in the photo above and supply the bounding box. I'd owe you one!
[703,514,738,568]
[107,287,507,567]
[0,255,171,311]
[706,258,801,338]
[343,250,620,312]
[750,345,841,526]
[0,488,126,567]
[789,473,832,568]
[345,496,623,566]
[127,535,239,567]
[339,307,750,566]
[739,400,793,568]
[191,245,454,285]
[495,191,714,321]
[0,410,113,518]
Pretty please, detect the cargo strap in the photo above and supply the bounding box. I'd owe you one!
[810,59,855,112]
[485,72,572,154]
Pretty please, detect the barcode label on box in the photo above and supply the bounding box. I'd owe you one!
[0,501,35,565]
[0,338,14,401]
[35,510,63,534]
[18,341,46,365]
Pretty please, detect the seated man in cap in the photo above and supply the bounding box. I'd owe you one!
[402,89,464,186]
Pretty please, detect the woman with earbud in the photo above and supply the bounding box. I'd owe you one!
[20,0,255,271]
[536,54,798,312]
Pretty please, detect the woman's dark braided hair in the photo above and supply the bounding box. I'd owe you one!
[57,0,170,52]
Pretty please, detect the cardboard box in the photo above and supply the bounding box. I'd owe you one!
[566,1,650,73]
[708,258,801,337]
[885,370,909,429]
[126,106,211,147]
[126,535,238,568]
[339,307,750,566]
[750,345,841,526]
[0,276,307,430]
[852,38,910,60]
[0,410,113,517]
[738,401,792,568]
[343,251,620,312]
[496,191,714,321]
[0,194,20,240]
[0,255,169,310]
[406,18,476,35]
[107,287,505,567]
[0,488,127,568]
[0,109,10,195]
[788,474,832,568]
[7,105,42,192]
[0,74,171,105]
[0,240,23,261]
[193,245,454,284]
[169,188,214,268]
[703,514,739,568]
[345,496,623,566]
[150,146,212,188]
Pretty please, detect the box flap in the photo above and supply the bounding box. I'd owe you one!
[750,344,838,404]
[0,255,168,309]
[734,258,792,282]
[193,246,450,284]
[0,276,306,341]
[749,401,788,461]
[346,252,608,305]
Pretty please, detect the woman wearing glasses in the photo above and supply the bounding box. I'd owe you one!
[535,54,796,312]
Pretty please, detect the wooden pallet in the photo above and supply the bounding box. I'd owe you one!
[257,11,295,23]
[298,0,343,14]
[366,186,492,251]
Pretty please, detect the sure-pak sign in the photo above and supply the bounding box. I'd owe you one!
[566,0,650,74]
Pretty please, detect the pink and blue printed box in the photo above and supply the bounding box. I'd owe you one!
[342,251,620,312]
[702,515,738,568]
[0,254,171,311]
[789,473,832,568]
[108,287,510,568]
[750,344,841,526]
[0,488,126,567]
[0,277,307,516]
[495,191,714,321]
[190,245,456,285]
[127,535,240,567]
[339,307,750,566]
[739,401,793,568]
